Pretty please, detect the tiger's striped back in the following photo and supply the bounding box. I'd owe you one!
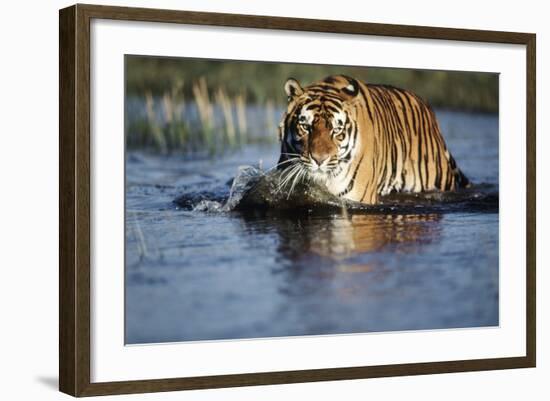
[365,83,469,195]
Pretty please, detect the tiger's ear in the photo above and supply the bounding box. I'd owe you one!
[284,78,303,101]
[341,76,359,97]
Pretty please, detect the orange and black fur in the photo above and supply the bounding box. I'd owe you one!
[277,75,469,204]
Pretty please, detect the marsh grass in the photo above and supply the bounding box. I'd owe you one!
[126,77,277,155]
[215,88,237,147]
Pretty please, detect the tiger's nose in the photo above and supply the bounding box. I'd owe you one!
[310,152,329,166]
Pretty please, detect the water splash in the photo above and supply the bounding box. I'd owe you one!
[190,166,263,212]
[192,200,225,212]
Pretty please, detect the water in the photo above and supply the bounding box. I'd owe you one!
[125,109,499,344]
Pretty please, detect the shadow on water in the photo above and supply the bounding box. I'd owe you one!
[240,210,443,258]
[231,211,453,330]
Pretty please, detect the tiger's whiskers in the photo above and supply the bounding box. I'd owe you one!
[287,165,308,199]
[276,163,301,194]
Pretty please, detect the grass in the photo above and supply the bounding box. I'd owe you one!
[126,77,277,155]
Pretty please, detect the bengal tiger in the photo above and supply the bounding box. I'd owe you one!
[277,75,470,204]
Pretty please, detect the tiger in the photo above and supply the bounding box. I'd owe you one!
[277,74,470,204]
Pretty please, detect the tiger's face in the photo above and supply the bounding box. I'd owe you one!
[278,77,359,184]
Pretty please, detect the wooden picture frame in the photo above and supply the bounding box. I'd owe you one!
[59,3,536,397]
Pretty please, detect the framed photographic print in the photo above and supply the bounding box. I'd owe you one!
[59,3,536,397]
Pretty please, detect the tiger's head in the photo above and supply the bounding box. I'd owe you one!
[278,75,363,187]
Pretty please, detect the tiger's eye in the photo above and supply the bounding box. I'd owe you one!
[335,132,345,141]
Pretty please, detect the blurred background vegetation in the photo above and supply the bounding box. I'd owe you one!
[125,55,498,155]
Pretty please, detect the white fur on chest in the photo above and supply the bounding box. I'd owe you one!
[325,165,353,196]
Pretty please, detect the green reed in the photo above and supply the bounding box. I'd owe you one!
[126,77,276,155]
